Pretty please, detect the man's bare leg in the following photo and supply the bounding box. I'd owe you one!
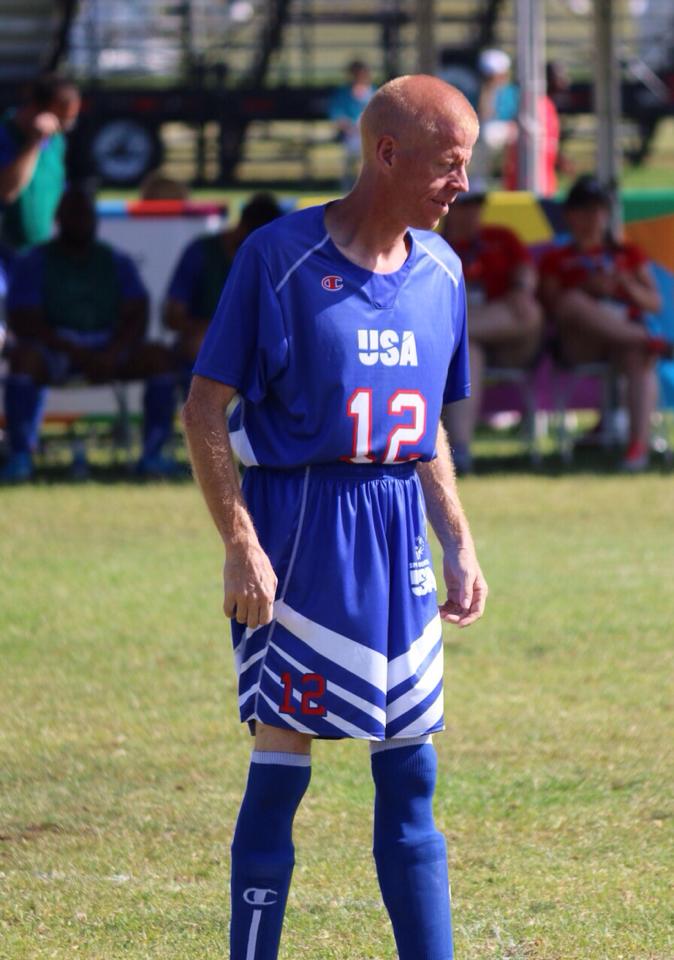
[255,721,312,755]
[555,290,651,348]
[443,294,542,469]
[467,292,542,347]
[617,349,658,453]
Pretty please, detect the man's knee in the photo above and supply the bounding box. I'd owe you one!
[520,295,543,337]
[552,289,599,329]
[122,341,177,379]
[255,721,313,756]
[371,741,441,853]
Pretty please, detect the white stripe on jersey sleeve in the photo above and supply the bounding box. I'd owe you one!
[415,238,460,287]
[274,234,330,293]
[230,425,259,466]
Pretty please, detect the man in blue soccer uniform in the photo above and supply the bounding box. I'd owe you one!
[183,75,488,960]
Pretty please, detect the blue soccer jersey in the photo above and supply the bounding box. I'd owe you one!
[194,204,469,468]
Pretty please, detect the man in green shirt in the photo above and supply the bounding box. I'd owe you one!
[1,187,179,481]
[0,75,81,250]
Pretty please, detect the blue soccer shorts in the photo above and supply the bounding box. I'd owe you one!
[232,461,445,741]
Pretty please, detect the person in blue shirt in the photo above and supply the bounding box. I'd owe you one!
[183,74,488,960]
[0,75,81,251]
[0,243,14,355]
[164,193,282,378]
[0,187,177,481]
[328,60,375,188]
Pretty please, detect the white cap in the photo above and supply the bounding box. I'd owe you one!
[478,48,511,77]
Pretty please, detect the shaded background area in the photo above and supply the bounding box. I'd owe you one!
[1,0,673,189]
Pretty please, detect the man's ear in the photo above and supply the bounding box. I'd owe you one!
[376,135,396,169]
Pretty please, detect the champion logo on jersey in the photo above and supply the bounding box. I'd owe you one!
[321,274,344,291]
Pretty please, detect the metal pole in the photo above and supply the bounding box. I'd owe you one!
[416,0,435,74]
[516,0,544,193]
[593,0,622,232]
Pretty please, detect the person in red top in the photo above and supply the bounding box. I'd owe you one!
[539,175,668,471]
[440,186,542,472]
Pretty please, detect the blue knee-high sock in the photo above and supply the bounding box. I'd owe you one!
[142,374,177,460]
[230,751,311,960]
[4,374,46,454]
[371,743,453,960]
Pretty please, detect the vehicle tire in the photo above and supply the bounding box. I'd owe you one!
[88,118,163,186]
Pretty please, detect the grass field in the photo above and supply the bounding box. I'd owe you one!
[1,473,673,959]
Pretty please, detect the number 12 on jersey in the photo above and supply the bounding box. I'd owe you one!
[345,388,427,463]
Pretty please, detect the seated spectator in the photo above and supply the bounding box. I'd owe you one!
[539,175,668,471]
[328,60,374,189]
[164,192,282,376]
[0,242,14,355]
[139,169,189,201]
[440,185,542,474]
[1,186,178,481]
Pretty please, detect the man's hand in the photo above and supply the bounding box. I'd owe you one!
[80,347,122,383]
[584,269,618,300]
[29,112,61,143]
[439,542,488,628]
[224,539,278,630]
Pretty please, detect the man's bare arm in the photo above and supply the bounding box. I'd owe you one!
[417,421,488,627]
[181,374,277,629]
[164,299,208,335]
[0,113,61,202]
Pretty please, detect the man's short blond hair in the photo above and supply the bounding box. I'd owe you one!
[360,74,478,154]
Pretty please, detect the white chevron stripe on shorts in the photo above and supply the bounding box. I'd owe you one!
[395,690,444,738]
[387,613,442,691]
[274,600,388,690]
[238,646,266,677]
[386,643,444,723]
[239,683,259,709]
[234,623,265,674]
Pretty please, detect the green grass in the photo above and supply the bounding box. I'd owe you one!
[1,475,673,959]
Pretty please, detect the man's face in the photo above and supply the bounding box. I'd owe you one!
[390,124,476,230]
[565,204,609,244]
[48,90,81,132]
[58,194,96,246]
[351,67,371,89]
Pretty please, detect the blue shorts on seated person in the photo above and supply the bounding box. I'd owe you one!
[233,461,445,741]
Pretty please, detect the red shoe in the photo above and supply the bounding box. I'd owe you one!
[645,336,674,359]
[621,440,649,472]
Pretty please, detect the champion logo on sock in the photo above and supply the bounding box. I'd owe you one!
[243,887,278,906]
